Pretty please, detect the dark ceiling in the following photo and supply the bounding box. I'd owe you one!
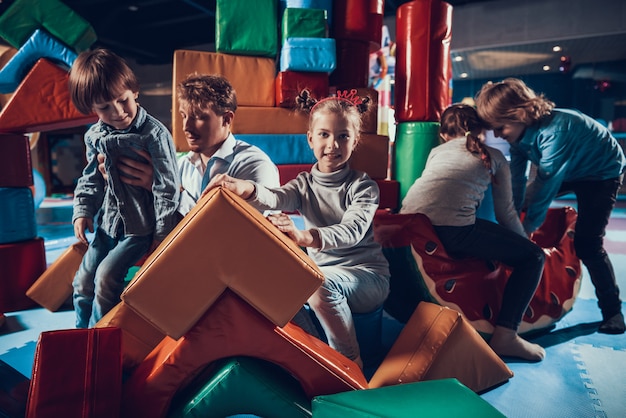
[61,0,486,66]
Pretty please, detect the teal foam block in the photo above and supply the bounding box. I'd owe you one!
[167,356,312,417]
[312,379,505,417]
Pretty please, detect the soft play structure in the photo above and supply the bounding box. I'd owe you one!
[1,0,586,416]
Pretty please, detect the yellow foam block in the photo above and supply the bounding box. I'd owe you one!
[26,241,87,312]
[369,302,513,393]
[122,187,324,339]
[172,50,277,150]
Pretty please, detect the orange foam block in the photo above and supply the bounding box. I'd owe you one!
[122,187,324,339]
[0,58,97,134]
[121,289,367,418]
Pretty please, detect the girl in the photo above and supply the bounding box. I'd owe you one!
[475,78,625,335]
[206,89,390,368]
[400,103,546,361]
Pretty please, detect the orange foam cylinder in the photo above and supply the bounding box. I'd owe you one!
[394,0,453,123]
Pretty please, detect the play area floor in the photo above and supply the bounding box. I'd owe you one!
[1,195,625,417]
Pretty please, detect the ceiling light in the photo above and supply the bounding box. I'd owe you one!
[543,65,551,71]
[453,56,463,62]
[552,45,562,52]
[460,72,468,78]
[128,5,139,12]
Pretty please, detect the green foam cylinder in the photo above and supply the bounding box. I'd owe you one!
[312,378,505,417]
[167,356,311,417]
[394,121,440,202]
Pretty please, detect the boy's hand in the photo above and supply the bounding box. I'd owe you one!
[74,217,93,245]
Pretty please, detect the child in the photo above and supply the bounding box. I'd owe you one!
[475,78,626,334]
[205,89,390,368]
[68,48,180,328]
[400,103,547,361]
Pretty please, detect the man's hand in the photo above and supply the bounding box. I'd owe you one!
[97,149,154,190]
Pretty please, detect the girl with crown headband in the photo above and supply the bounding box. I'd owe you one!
[400,103,547,362]
[205,89,390,369]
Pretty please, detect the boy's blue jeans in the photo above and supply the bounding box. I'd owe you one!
[72,227,151,328]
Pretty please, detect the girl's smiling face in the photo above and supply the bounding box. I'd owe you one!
[308,110,358,173]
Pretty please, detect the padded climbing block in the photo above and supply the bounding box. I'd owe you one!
[280,0,333,27]
[0,359,30,418]
[172,50,276,148]
[280,37,336,73]
[282,7,327,44]
[369,302,513,393]
[394,121,440,200]
[0,133,32,187]
[330,38,370,88]
[394,0,453,122]
[26,327,122,418]
[121,290,367,418]
[232,106,309,135]
[238,134,315,165]
[373,208,582,335]
[95,301,166,371]
[350,133,388,179]
[0,0,96,52]
[275,70,329,109]
[26,241,87,312]
[0,238,45,313]
[122,187,324,339]
[332,0,384,52]
[312,378,505,417]
[168,356,312,417]
[0,187,36,244]
[0,29,78,94]
[0,58,98,133]
[215,0,278,57]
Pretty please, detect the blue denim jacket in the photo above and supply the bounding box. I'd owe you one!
[72,106,180,241]
[509,108,626,233]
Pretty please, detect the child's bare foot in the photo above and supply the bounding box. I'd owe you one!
[489,326,545,362]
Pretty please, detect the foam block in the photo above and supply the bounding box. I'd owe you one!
[350,133,388,179]
[275,70,329,108]
[0,29,78,94]
[330,39,370,88]
[231,107,309,135]
[0,238,45,313]
[122,187,324,339]
[281,7,327,44]
[0,0,96,52]
[95,301,166,371]
[332,0,384,52]
[172,50,276,148]
[280,37,336,73]
[168,357,312,417]
[0,58,98,133]
[369,302,513,393]
[215,0,278,57]
[26,327,122,418]
[238,134,314,165]
[26,241,87,312]
[0,187,36,244]
[280,0,333,27]
[312,378,506,417]
[0,133,32,187]
[121,290,367,418]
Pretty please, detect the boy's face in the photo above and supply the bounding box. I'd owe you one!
[179,100,233,157]
[92,89,138,130]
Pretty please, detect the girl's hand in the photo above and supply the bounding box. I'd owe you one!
[73,217,93,245]
[202,173,255,199]
[266,213,320,248]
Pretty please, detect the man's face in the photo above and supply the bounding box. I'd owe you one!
[179,101,232,156]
